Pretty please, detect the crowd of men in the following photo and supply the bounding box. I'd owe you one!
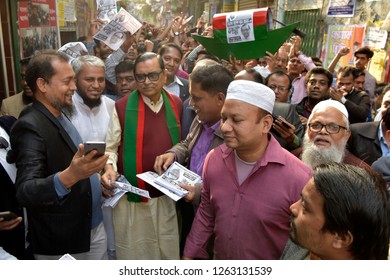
[0,14,389,260]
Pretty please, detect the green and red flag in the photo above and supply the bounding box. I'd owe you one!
[192,7,300,60]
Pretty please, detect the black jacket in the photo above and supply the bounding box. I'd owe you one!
[178,77,190,102]
[347,121,382,165]
[10,102,93,255]
[344,88,370,124]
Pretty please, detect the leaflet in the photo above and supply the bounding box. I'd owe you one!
[103,175,150,208]
[137,162,202,201]
[93,7,142,50]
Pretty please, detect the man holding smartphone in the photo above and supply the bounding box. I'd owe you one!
[10,50,109,260]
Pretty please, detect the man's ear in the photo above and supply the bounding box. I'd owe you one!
[36,77,47,93]
[332,231,353,249]
[216,92,225,105]
[262,114,274,133]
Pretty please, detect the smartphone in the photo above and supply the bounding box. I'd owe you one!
[272,114,290,128]
[0,211,18,221]
[84,141,106,157]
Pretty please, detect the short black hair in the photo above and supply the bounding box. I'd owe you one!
[158,42,183,60]
[25,50,69,93]
[133,52,164,74]
[115,60,135,75]
[314,162,390,259]
[354,46,374,59]
[306,67,333,87]
[265,70,292,89]
[382,106,390,131]
[190,63,233,96]
[337,66,355,78]
[352,68,365,79]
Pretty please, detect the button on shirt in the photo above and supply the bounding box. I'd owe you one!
[71,93,115,142]
[190,120,221,176]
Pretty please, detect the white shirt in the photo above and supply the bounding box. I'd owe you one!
[164,75,183,98]
[71,92,115,142]
[105,94,164,170]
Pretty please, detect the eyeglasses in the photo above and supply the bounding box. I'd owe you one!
[134,70,163,83]
[308,122,347,134]
[268,85,289,92]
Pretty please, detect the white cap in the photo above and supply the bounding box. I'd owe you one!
[58,42,88,62]
[226,80,275,113]
[309,99,349,122]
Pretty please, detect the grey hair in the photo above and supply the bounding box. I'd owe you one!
[71,55,105,77]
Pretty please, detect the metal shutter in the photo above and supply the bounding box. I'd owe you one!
[239,0,259,11]
[284,8,322,57]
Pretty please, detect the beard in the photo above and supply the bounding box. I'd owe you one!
[289,217,299,245]
[301,134,347,169]
[82,96,102,108]
[51,99,75,118]
[76,88,102,108]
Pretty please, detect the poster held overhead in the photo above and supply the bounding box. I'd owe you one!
[192,7,300,60]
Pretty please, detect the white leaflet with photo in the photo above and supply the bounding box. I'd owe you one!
[96,0,117,23]
[226,10,255,44]
[93,8,142,50]
[137,162,202,201]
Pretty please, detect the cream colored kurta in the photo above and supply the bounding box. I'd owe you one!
[105,95,179,260]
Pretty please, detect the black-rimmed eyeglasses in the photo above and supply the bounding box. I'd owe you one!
[308,122,347,134]
[134,70,163,83]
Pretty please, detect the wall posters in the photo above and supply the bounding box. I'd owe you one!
[323,24,365,68]
[18,0,59,58]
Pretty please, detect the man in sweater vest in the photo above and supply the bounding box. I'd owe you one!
[101,52,183,259]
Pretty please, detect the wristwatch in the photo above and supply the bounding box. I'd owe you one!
[174,31,180,36]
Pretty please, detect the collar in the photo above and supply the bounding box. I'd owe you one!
[140,93,163,113]
[202,120,221,131]
[166,75,183,87]
[345,87,355,96]
[378,120,384,141]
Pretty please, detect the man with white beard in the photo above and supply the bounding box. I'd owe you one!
[291,100,370,170]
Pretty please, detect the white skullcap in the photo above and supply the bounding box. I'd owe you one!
[309,100,349,121]
[58,42,88,62]
[226,80,275,113]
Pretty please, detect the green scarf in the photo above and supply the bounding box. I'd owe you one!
[123,89,181,202]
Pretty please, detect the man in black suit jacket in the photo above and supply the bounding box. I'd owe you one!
[347,107,390,165]
[10,50,108,259]
[347,121,382,165]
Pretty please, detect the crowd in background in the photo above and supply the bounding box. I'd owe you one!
[0,12,389,261]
